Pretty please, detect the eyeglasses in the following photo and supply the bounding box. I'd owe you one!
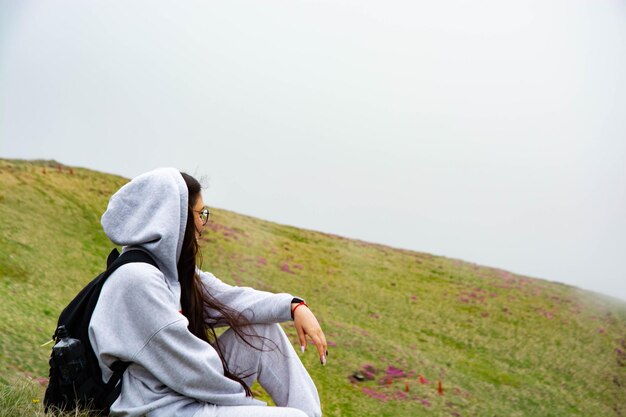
[194,206,210,225]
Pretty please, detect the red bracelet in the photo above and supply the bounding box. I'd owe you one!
[291,301,308,319]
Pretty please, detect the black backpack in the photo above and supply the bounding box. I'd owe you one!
[44,248,158,415]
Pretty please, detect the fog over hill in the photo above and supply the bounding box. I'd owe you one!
[1,0,625,302]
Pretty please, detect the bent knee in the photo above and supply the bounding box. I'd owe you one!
[307,406,322,417]
[248,323,287,342]
[292,404,321,417]
[287,408,316,417]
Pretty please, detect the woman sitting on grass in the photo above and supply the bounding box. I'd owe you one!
[90,168,326,417]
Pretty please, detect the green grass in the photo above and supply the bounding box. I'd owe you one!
[1,158,625,416]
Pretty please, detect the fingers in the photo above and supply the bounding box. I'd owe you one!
[311,330,328,365]
[296,323,307,354]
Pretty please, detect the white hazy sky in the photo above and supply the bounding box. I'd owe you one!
[1,0,625,301]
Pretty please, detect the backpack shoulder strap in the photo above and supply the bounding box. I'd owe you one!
[107,248,159,274]
[106,248,121,268]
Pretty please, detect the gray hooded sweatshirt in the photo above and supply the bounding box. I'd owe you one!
[89,168,295,416]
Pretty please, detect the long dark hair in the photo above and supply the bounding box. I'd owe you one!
[178,172,264,396]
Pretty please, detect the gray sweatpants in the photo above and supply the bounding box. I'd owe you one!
[195,323,322,417]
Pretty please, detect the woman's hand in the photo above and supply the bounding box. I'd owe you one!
[292,303,328,365]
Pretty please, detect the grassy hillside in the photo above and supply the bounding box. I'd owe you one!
[1,158,625,417]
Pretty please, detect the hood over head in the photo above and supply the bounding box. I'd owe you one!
[101,167,188,285]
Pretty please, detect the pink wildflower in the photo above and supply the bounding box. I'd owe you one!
[386,366,405,378]
[363,364,377,374]
[362,387,388,402]
[395,391,408,400]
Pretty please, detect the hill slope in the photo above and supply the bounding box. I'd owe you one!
[1,159,625,417]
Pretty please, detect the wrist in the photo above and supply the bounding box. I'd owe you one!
[291,301,308,319]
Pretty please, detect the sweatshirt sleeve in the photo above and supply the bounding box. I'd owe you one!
[197,270,295,325]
